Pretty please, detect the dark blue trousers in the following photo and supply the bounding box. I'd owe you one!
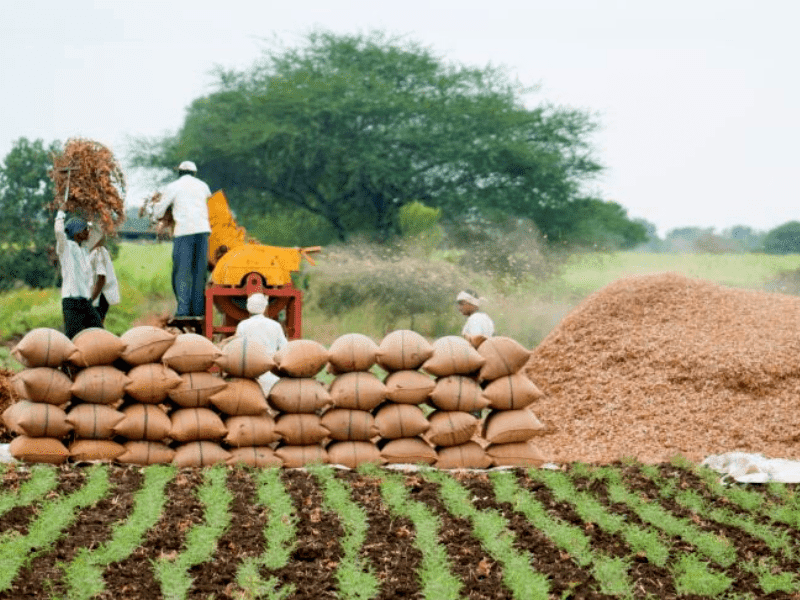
[172,232,209,317]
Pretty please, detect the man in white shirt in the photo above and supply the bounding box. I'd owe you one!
[235,293,288,395]
[86,226,120,325]
[457,289,495,348]
[151,161,212,318]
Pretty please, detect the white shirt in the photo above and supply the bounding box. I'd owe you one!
[462,311,495,339]
[235,314,288,396]
[55,211,93,299]
[89,246,120,305]
[153,174,212,237]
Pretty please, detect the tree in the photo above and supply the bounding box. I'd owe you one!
[763,221,800,254]
[133,31,612,243]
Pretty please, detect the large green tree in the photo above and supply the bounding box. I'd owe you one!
[135,31,616,242]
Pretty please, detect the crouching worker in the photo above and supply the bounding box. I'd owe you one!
[235,293,288,395]
[457,289,494,349]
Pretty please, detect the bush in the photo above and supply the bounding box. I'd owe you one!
[763,221,800,255]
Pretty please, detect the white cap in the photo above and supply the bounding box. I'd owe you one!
[246,293,269,315]
[178,161,197,172]
[456,290,482,307]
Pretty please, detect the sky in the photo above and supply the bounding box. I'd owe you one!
[1,0,798,237]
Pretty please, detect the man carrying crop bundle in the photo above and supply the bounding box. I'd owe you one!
[457,290,495,348]
[236,293,288,395]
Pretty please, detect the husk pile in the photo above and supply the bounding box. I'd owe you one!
[0,370,18,442]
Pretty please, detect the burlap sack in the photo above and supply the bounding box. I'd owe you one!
[425,411,478,447]
[113,404,172,441]
[373,403,430,439]
[120,326,176,365]
[161,333,222,373]
[326,441,383,468]
[227,447,283,468]
[274,413,329,445]
[209,378,268,416]
[268,378,332,414]
[224,415,280,447]
[435,441,493,470]
[70,439,126,462]
[477,336,532,381]
[169,407,227,442]
[173,441,231,468]
[71,366,131,404]
[273,340,329,378]
[486,441,547,467]
[168,372,227,408]
[376,330,434,372]
[274,444,328,468]
[11,328,77,368]
[11,367,73,405]
[379,437,437,465]
[2,402,26,435]
[327,333,379,373]
[383,370,435,405]
[66,404,125,439]
[117,441,176,465]
[70,328,127,367]
[482,408,546,444]
[482,373,544,410]
[428,375,489,412]
[125,363,183,404]
[215,336,276,378]
[422,336,486,377]
[7,401,72,438]
[10,435,70,464]
[328,372,387,411]
[320,408,378,441]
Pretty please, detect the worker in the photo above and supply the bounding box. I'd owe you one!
[457,289,494,348]
[86,225,120,325]
[151,160,212,319]
[55,209,103,338]
[235,293,288,395]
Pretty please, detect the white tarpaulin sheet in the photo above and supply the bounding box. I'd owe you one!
[702,452,800,483]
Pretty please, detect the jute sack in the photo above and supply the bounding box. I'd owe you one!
[422,336,485,377]
[274,413,330,445]
[11,328,77,368]
[70,439,126,462]
[268,378,332,414]
[117,441,176,465]
[320,408,378,441]
[215,336,275,378]
[376,330,434,372]
[120,326,176,365]
[273,340,329,378]
[161,333,222,373]
[435,441,493,470]
[6,401,71,438]
[227,447,283,468]
[71,366,131,404]
[486,441,547,467]
[379,437,437,465]
[70,328,127,367]
[477,336,532,381]
[373,403,430,439]
[113,404,172,441]
[66,404,125,439]
[2,402,26,435]
[482,408,546,444]
[428,376,489,412]
[329,372,386,411]
[169,407,227,442]
[125,363,183,404]
[11,367,73,405]
[173,441,231,468]
[425,411,478,447]
[209,378,268,416]
[482,373,544,410]
[327,333,379,374]
[274,444,328,468]
[224,415,280,447]
[169,372,227,408]
[327,441,383,468]
[384,370,435,405]
[10,435,69,464]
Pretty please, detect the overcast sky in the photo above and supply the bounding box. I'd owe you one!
[2,0,798,236]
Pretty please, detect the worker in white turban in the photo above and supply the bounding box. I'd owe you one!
[457,289,494,348]
[235,293,288,395]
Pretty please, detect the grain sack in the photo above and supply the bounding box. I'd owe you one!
[428,375,489,412]
[376,330,434,372]
[125,363,183,404]
[422,336,485,377]
[2,402,26,435]
[326,441,383,468]
[486,441,547,467]
[173,441,231,468]
[10,435,70,464]
[70,328,127,367]
[11,328,77,368]
[379,437,437,465]
[169,407,227,442]
[373,403,430,439]
[8,401,72,438]
[482,408,546,444]
[274,413,329,445]
[120,326,176,365]
[425,411,478,447]
[161,333,222,373]
[169,372,227,408]
[227,447,283,468]
[66,404,124,439]
[273,339,329,377]
[71,366,131,404]
[113,404,172,441]
[215,336,276,378]
[274,444,328,467]
[383,370,435,405]
[11,367,73,405]
[224,415,280,447]
[477,336,532,381]
[329,372,386,411]
[482,373,544,410]
[70,439,126,462]
[209,378,268,416]
[435,441,493,470]
[268,378,332,414]
[117,441,176,465]
[327,333,379,373]
[320,408,379,441]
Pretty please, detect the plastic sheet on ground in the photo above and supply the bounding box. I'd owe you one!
[702,452,800,483]
[0,444,15,464]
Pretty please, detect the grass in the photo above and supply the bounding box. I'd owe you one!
[0,465,58,518]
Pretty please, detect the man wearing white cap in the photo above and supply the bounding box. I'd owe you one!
[151,161,212,318]
[457,289,494,348]
[235,293,288,395]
